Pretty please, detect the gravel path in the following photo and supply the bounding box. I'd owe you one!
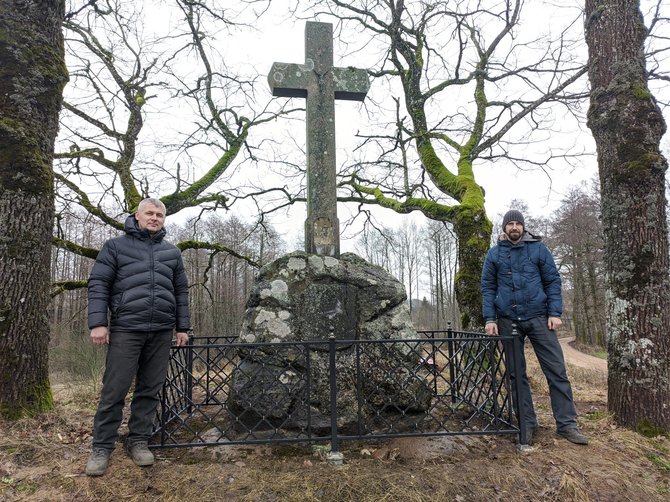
[559,336,607,373]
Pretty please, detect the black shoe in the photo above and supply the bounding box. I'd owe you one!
[558,428,589,445]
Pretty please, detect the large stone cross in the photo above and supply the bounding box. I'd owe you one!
[268,22,370,257]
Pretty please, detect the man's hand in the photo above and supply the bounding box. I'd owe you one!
[90,326,109,345]
[548,316,562,331]
[175,331,190,347]
[485,321,498,336]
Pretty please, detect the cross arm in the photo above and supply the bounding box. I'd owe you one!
[268,62,311,98]
[333,67,370,101]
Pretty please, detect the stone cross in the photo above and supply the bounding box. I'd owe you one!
[268,22,370,257]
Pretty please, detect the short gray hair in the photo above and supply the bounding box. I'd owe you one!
[137,198,166,215]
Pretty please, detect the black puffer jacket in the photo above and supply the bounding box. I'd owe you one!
[88,215,190,332]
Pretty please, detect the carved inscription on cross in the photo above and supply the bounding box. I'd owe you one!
[268,22,370,257]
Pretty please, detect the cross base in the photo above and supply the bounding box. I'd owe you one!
[305,214,340,257]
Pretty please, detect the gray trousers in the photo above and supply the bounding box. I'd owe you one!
[499,317,578,433]
[92,329,173,450]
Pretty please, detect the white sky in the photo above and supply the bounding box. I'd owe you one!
[147,1,667,250]
[212,1,600,250]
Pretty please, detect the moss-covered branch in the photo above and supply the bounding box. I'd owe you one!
[177,240,260,268]
[53,236,100,260]
[51,280,88,297]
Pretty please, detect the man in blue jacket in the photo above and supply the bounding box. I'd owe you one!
[85,198,191,476]
[481,209,588,446]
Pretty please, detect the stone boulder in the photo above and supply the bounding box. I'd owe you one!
[228,252,432,433]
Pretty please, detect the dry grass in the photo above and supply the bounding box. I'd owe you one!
[1,348,669,501]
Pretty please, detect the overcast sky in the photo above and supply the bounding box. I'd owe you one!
[150,0,667,248]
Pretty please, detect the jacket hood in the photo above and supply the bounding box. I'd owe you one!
[497,230,541,244]
[124,214,166,241]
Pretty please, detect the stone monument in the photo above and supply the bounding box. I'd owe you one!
[267,21,369,258]
[228,22,430,431]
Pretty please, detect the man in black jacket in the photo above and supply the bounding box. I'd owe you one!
[85,198,191,476]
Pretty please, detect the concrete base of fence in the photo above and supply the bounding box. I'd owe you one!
[326,451,344,465]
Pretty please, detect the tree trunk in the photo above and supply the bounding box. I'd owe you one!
[453,208,491,329]
[585,0,670,431]
[0,0,67,418]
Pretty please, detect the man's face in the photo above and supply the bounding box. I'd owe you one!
[504,221,523,243]
[135,204,165,235]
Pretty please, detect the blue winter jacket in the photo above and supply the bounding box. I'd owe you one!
[481,232,562,322]
[87,215,191,332]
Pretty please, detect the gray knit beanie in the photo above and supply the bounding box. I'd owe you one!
[502,209,524,232]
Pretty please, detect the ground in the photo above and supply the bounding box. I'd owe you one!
[0,340,668,501]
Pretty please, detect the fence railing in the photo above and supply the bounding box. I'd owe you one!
[153,330,527,450]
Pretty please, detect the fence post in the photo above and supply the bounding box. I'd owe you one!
[328,331,338,453]
[511,323,528,446]
[447,321,457,404]
[488,334,500,427]
[327,330,344,465]
[186,335,193,415]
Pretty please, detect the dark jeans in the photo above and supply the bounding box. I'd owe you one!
[92,329,173,450]
[499,317,578,433]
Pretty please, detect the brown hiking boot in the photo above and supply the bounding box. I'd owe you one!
[85,448,111,476]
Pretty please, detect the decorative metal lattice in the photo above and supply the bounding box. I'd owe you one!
[154,330,527,449]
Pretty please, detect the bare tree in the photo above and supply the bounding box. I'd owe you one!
[395,221,423,311]
[550,185,606,348]
[585,0,670,430]
[424,221,459,329]
[53,0,284,281]
[355,223,397,272]
[304,0,589,327]
[0,0,68,418]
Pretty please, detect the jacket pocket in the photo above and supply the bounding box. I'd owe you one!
[111,292,128,315]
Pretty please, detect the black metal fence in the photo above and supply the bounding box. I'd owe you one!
[153,329,527,450]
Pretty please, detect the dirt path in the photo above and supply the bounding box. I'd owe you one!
[560,336,607,373]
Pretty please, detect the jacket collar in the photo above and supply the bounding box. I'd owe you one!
[497,230,541,246]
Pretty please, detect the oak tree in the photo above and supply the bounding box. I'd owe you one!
[0,0,68,418]
[585,0,670,430]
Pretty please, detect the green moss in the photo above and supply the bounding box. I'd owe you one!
[0,379,54,420]
[15,481,39,495]
[631,81,652,100]
[637,418,669,438]
[0,20,68,192]
[622,153,662,173]
[584,410,610,420]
